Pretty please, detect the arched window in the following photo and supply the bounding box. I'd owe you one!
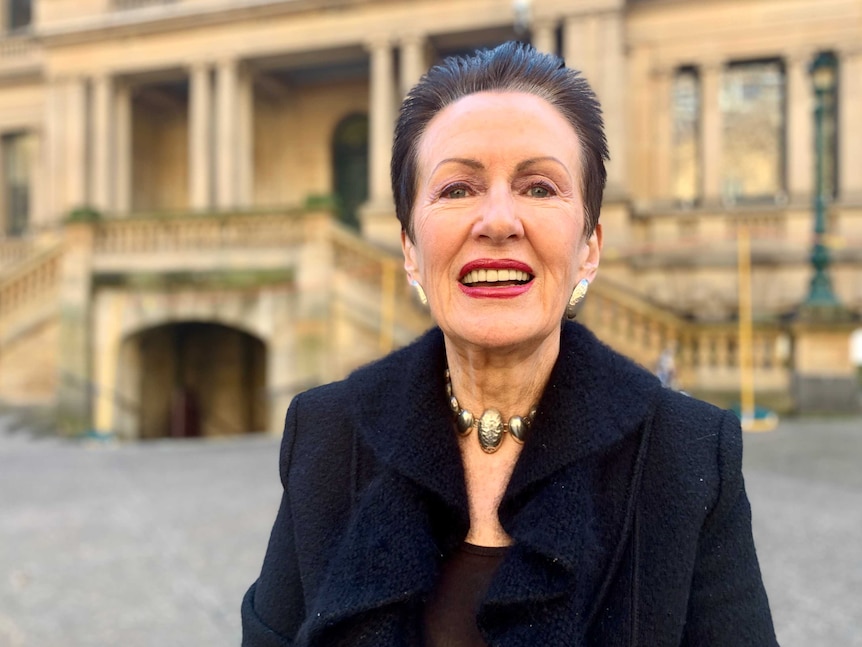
[331,113,369,230]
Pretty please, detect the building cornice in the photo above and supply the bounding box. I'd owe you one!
[37,0,393,47]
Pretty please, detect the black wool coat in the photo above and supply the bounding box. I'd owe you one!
[242,322,778,647]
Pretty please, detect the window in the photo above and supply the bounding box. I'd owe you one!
[672,67,701,206]
[7,0,32,31]
[721,60,786,204]
[2,132,31,237]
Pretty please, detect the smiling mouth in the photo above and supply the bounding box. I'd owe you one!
[460,269,533,287]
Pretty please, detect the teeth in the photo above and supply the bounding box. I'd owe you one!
[461,269,531,285]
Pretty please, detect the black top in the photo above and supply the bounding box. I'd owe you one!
[424,543,508,647]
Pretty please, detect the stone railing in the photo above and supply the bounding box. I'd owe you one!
[329,224,431,354]
[630,203,862,260]
[0,238,36,273]
[583,276,789,396]
[0,34,42,76]
[0,245,63,345]
[92,210,312,255]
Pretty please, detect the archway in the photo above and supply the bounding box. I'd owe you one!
[121,322,267,439]
[331,112,369,230]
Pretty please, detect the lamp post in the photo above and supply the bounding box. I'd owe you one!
[802,52,841,313]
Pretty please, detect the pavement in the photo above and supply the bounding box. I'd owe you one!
[1,412,860,647]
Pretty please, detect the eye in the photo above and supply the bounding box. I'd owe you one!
[442,183,471,199]
[527,182,555,198]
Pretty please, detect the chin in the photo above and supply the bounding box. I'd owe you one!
[444,319,561,353]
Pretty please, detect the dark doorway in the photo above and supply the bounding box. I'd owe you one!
[2,132,30,237]
[331,113,369,230]
[132,322,267,439]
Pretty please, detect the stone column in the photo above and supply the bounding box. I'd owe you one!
[360,38,401,248]
[563,14,597,82]
[786,51,814,205]
[599,10,627,196]
[114,79,132,214]
[701,61,724,205]
[216,58,238,210]
[91,73,113,213]
[399,34,426,98]
[839,49,862,201]
[188,62,213,211]
[531,18,557,56]
[236,64,254,208]
[367,38,395,207]
[44,78,66,223]
[65,77,88,212]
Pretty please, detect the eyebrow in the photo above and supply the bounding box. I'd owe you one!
[431,156,567,175]
[431,157,484,175]
[515,156,567,172]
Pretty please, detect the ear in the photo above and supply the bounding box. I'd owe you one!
[580,224,602,282]
[401,230,420,283]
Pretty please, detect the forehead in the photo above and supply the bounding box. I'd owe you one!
[417,90,581,172]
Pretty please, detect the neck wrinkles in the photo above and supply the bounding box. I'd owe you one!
[443,327,561,421]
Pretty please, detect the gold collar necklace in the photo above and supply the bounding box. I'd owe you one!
[445,368,537,454]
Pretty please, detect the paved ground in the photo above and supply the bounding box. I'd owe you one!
[1,413,860,647]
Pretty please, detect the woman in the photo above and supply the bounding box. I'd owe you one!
[242,41,777,646]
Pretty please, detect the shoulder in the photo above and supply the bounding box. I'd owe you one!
[291,327,443,420]
[280,327,444,478]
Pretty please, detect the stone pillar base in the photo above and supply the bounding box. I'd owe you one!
[791,374,861,413]
[790,320,861,413]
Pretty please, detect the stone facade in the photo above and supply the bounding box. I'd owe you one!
[1,0,861,435]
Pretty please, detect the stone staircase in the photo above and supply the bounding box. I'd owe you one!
[327,225,790,402]
[0,216,794,417]
[0,242,63,349]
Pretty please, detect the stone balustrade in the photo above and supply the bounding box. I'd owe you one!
[0,246,63,345]
[92,210,312,255]
[0,239,36,273]
[0,35,42,76]
[329,224,431,353]
[0,210,800,405]
[583,276,789,398]
[630,204,862,261]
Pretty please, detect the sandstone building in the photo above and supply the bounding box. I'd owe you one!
[0,0,860,438]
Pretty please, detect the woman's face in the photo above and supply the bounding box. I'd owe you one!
[402,90,601,353]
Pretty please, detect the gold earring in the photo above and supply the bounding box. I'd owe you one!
[410,280,428,306]
[565,279,589,320]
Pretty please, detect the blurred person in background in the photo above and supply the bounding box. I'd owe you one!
[242,41,777,647]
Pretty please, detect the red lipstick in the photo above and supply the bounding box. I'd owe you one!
[458,258,534,299]
[458,258,534,280]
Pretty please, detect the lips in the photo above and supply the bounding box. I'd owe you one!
[458,259,535,291]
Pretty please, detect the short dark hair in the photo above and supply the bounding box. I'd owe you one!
[391,40,608,241]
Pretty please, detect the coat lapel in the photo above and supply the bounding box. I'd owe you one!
[300,324,661,646]
[301,329,470,646]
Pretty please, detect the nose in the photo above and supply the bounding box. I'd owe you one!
[472,185,524,242]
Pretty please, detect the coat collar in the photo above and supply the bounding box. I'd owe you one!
[301,323,662,646]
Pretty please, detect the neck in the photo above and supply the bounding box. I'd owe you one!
[443,330,560,421]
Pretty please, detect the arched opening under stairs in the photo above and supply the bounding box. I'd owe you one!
[120,322,268,439]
